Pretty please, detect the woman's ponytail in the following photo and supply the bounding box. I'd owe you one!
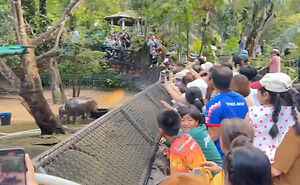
[194,98,203,112]
[185,86,204,110]
[269,93,281,139]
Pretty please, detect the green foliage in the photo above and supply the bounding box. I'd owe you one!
[104,73,127,88]
[22,0,37,25]
[272,24,300,49]
[47,0,70,22]
[0,6,15,45]
[70,0,121,30]
[0,5,22,69]
[58,36,126,88]
[214,7,239,40]
[295,34,300,51]
[59,40,106,75]
[261,13,300,45]
[130,35,146,52]
[190,39,202,54]
[221,36,239,55]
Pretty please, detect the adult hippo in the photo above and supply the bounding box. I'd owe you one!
[65,97,98,123]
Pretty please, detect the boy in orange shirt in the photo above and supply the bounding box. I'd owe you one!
[157,109,212,179]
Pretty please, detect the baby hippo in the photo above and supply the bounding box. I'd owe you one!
[65,97,98,123]
[59,106,66,119]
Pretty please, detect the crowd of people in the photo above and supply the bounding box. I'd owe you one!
[104,31,131,49]
[104,31,132,62]
[2,39,297,185]
[155,50,300,185]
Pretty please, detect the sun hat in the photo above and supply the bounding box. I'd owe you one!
[250,73,292,92]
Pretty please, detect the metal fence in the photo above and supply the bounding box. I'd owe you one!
[40,73,117,87]
[33,82,171,185]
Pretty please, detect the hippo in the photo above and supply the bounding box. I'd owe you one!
[65,97,98,123]
[59,106,66,119]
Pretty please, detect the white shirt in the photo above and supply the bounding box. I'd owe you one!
[187,78,208,98]
[250,88,260,106]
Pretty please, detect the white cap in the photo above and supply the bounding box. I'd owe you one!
[251,73,292,92]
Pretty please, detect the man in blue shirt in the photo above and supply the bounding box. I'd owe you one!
[205,66,248,158]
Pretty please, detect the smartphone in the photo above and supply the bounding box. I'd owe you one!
[160,71,166,84]
[0,148,26,185]
[165,70,170,81]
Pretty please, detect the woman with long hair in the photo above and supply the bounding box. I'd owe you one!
[200,118,256,185]
[249,73,297,163]
[223,145,272,185]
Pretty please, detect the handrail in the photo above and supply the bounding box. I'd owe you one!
[35,173,81,185]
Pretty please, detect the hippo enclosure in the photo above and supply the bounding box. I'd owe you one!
[32,82,170,185]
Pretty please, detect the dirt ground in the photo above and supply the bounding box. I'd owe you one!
[0,88,136,157]
[0,88,136,132]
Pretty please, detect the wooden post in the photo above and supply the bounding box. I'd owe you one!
[122,20,125,31]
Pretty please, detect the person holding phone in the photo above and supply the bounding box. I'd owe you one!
[0,148,38,185]
[25,154,38,185]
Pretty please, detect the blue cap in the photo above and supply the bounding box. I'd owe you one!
[242,50,248,55]
[240,54,249,61]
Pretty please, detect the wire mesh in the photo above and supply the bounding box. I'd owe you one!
[33,82,171,185]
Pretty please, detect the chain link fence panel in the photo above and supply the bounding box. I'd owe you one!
[33,82,171,185]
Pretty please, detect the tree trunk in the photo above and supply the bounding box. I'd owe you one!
[10,0,64,135]
[19,49,65,134]
[199,24,208,55]
[186,22,190,56]
[0,60,33,115]
[8,0,85,135]
[72,59,80,97]
[0,59,21,90]
[49,58,67,104]
[246,1,275,58]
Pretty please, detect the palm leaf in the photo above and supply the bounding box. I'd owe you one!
[273,24,300,48]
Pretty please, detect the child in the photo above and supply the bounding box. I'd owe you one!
[249,72,297,163]
[156,109,211,179]
[177,105,223,167]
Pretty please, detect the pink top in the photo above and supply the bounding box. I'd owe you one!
[269,56,281,73]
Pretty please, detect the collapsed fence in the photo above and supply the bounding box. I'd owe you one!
[33,82,170,185]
